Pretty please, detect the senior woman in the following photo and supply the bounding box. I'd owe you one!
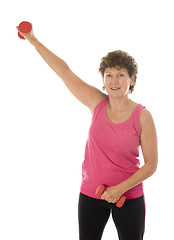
[17,24,158,240]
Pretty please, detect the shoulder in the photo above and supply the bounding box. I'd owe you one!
[140,108,156,135]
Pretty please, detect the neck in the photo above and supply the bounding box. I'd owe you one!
[108,95,131,112]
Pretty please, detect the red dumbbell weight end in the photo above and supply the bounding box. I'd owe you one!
[95,184,126,208]
[18,21,32,40]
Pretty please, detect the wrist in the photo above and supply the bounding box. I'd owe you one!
[29,37,39,46]
[116,182,128,195]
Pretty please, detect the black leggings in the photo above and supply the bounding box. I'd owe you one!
[78,193,145,240]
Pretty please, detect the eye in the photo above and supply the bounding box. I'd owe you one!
[106,74,111,77]
[120,74,124,77]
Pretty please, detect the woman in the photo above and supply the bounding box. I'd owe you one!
[17,24,158,240]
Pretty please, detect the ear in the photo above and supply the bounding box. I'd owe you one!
[130,75,136,86]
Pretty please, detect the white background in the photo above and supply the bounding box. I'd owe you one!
[0,0,173,239]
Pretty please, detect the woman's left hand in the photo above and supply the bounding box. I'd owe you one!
[101,185,124,203]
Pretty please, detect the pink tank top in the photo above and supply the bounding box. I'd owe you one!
[80,95,145,199]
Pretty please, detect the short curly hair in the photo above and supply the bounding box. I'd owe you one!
[99,50,138,93]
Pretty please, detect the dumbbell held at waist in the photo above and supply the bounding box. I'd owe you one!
[95,184,126,208]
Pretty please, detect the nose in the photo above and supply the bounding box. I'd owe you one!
[112,75,119,83]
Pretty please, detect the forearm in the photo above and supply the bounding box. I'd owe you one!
[119,163,157,194]
[29,38,69,78]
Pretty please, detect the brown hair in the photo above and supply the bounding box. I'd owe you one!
[99,50,138,93]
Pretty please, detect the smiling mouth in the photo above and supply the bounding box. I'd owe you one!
[111,87,120,90]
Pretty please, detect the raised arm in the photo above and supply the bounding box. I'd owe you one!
[16,24,106,113]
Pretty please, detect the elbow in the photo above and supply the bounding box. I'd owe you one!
[152,158,158,174]
[144,156,158,176]
[151,166,157,175]
[147,163,158,176]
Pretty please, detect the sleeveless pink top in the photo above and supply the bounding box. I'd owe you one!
[80,95,145,199]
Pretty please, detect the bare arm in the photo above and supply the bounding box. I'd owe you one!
[28,37,69,79]
[17,25,106,112]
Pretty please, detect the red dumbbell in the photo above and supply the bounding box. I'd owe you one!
[95,184,126,208]
[18,21,32,40]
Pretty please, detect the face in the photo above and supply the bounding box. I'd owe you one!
[103,67,135,98]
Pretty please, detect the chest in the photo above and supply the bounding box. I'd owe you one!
[88,113,140,155]
[106,104,138,124]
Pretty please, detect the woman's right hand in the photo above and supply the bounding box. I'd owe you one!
[16,23,37,44]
